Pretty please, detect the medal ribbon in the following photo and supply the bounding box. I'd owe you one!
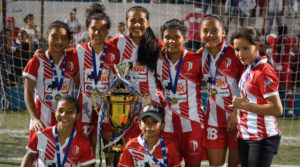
[207,42,228,86]
[238,55,261,97]
[55,127,75,167]
[142,135,168,167]
[92,44,107,85]
[166,53,184,94]
[49,52,66,91]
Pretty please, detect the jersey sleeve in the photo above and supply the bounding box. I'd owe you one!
[22,56,40,81]
[258,65,279,99]
[118,147,134,167]
[78,136,96,166]
[182,12,192,21]
[26,131,38,153]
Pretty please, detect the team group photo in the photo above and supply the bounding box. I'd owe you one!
[0,0,300,166]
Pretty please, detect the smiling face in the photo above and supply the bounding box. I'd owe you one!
[163,28,186,56]
[139,116,164,140]
[55,100,79,128]
[126,10,150,41]
[88,19,109,46]
[233,38,259,65]
[47,27,69,55]
[200,19,225,49]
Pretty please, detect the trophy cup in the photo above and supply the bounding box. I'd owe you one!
[91,63,149,154]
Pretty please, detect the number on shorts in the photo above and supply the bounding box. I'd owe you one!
[207,127,218,140]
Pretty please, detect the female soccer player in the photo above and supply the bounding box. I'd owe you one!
[21,96,95,167]
[118,104,181,167]
[156,18,205,167]
[197,15,244,167]
[107,6,164,140]
[23,21,79,140]
[73,3,119,164]
[230,26,282,167]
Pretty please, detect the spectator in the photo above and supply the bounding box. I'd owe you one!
[203,0,218,14]
[6,16,20,42]
[181,3,205,52]
[225,0,256,27]
[262,0,285,35]
[265,25,298,117]
[116,22,128,36]
[21,14,40,46]
[64,8,82,45]
[0,28,17,85]
[13,30,35,83]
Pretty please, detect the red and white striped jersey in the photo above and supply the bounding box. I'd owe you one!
[198,42,244,128]
[238,56,280,140]
[156,49,204,133]
[23,50,79,129]
[107,35,164,107]
[26,126,96,167]
[74,42,119,126]
[118,135,182,167]
[266,35,297,65]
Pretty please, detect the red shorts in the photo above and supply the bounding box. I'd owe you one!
[276,65,292,88]
[203,124,238,150]
[162,125,207,164]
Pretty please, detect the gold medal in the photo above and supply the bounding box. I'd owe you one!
[211,88,218,95]
[55,94,62,101]
[171,97,178,104]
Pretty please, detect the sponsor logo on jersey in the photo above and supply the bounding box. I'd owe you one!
[133,65,145,73]
[215,77,227,88]
[45,95,53,101]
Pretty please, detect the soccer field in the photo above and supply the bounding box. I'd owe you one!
[0,111,299,166]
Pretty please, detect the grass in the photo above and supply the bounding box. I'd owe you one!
[0,111,300,166]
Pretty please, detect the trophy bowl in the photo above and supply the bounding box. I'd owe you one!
[102,87,140,132]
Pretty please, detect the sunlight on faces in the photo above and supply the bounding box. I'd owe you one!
[200,19,225,48]
[47,27,70,55]
[139,116,164,139]
[126,10,150,40]
[55,100,79,128]
[233,38,260,66]
[163,28,186,56]
[88,19,109,46]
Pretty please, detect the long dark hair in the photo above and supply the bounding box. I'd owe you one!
[85,3,111,29]
[230,26,265,56]
[126,6,159,72]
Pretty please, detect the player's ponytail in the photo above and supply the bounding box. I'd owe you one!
[85,3,111,29]
[137,27,159,72]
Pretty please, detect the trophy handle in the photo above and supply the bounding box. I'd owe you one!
[114,64,122,79]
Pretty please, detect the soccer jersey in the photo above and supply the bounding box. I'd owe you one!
[23,50,79,129]
[198,42,244,128]
[74,42,119,135]
[107,35,164,107]
[156,49,204,133]
[118,135,182,167]
[238,56,280,140]
[26,126,96,167]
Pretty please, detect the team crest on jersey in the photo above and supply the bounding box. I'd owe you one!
[72,145,80,156]
[107,53,116,62]
[188,140,198,152]
[225,58,231,68]
[66,61,74,73]
[184,62,193,72]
